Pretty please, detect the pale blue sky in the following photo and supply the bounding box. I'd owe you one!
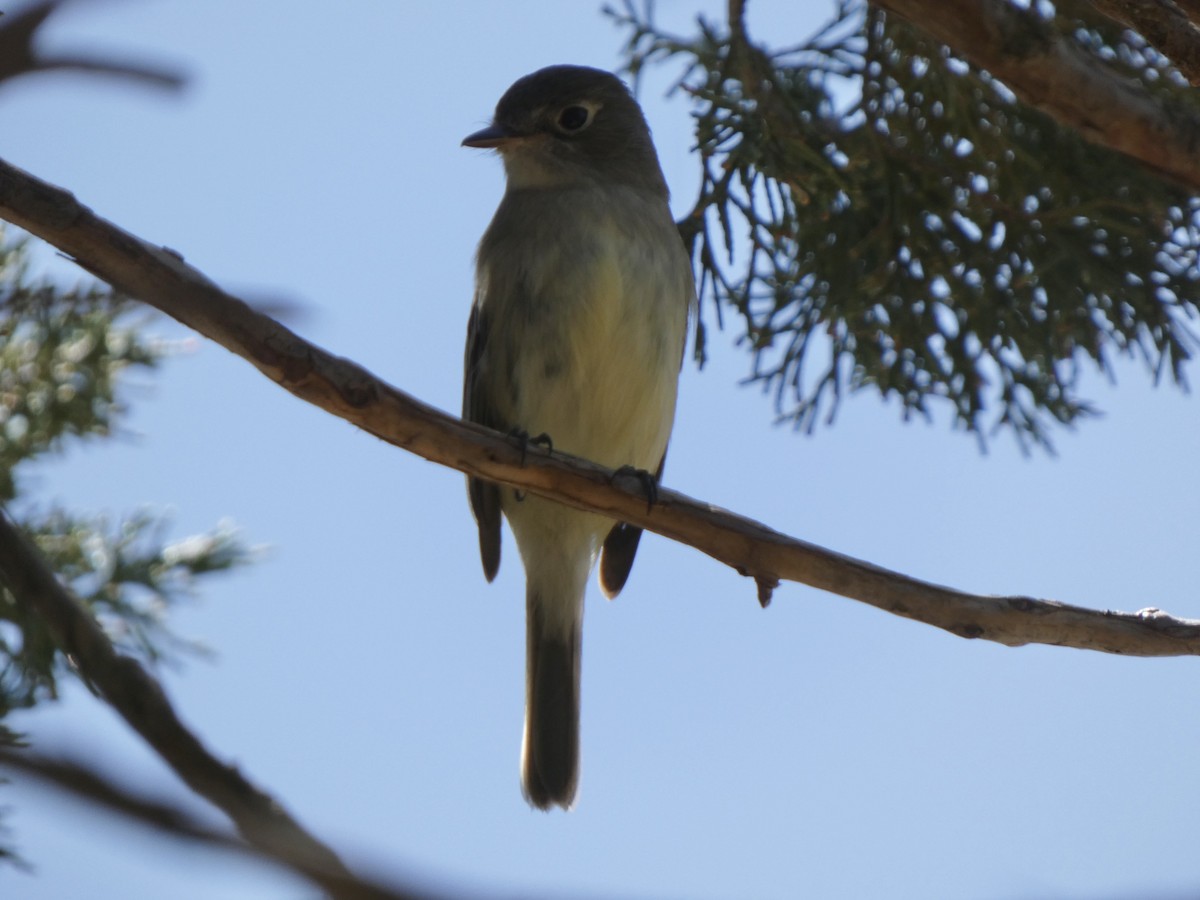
[4,1,1200,898]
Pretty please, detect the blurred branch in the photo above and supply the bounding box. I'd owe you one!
[0,1,185,91]
[870,0,1200,190]
[0,508,353,882]
[0,156,1198,657]
[1094,0,1200,86]
[1180,0,1200,28]
[1087,0,1200,86]
[0,750,433,900]
[0,749,251,854]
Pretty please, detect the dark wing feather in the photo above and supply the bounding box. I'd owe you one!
[464,302,502,582]
[598,452,667,599]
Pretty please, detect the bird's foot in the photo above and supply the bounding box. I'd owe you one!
[610,464,658,512]
[509,429,553,501]
[508,429,553,466]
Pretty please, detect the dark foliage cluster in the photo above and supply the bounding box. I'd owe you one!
[610,0,1200,449]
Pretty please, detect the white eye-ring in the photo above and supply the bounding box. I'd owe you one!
[555,100,602,134]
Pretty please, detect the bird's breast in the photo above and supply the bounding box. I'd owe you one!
[479,187,690,473]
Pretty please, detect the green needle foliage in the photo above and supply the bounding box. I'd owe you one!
[0,227,254,856]
[3,509,249,712]
[0,236,157,499]
[610,0,1200,450]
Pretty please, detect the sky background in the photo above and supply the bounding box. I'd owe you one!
[3,1,1200,898]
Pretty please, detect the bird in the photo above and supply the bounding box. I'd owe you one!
[462,65,694,809]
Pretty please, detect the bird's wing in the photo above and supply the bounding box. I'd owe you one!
[463,301,503,582]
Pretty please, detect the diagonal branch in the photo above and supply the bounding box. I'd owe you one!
[870,0,1200,191]
[0,155,1198,656]
[0,750,433,900]
[1180,0,1200,29]
[1087,0,1200,86]
[0,508,353,883]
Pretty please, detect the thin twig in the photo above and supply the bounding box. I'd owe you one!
[0,1,186,91]
[0,157,1198,655]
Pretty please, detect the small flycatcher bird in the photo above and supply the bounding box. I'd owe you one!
[462,65,693,809]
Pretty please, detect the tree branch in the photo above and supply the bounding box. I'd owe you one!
[1,155,1198,657]
[0,508,353,881]
[1178,0,1200,29]
[870,0,1200,192]
[0,1,186,92]
[1087,0,1200,86]
[0,750,432,900]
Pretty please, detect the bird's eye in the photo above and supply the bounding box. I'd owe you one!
[557,105,591,132]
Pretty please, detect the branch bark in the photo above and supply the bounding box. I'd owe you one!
[1087,0,1200,86]
[2,156,1196,657]
[1178,0,1200,29]
[870,0,1200,191]
[0,509,353,882]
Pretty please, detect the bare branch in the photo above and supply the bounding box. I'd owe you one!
[1,155,1198,656]
[870,0,1200,192]
[1088,0,1200,86]
[0,508,353,880]
[0,750,434,900]
[0,1,186,91]
[0,750,260,855]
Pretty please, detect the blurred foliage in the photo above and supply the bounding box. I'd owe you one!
[609,0,1200,450]
[0,233,157,499]
[0,227,255,860]
[2,509,249,712]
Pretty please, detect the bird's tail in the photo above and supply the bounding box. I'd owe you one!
[521,586,582,810]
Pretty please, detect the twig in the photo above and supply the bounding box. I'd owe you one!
[0,1,186,91]
[0,156,1198,656]
[0,509,353,881]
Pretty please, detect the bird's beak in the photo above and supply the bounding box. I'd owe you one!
[462,123,518,149]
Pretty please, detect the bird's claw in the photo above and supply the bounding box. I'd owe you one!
[611,464,658,512]
[509,429,553,501]
[508,428,553,467]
